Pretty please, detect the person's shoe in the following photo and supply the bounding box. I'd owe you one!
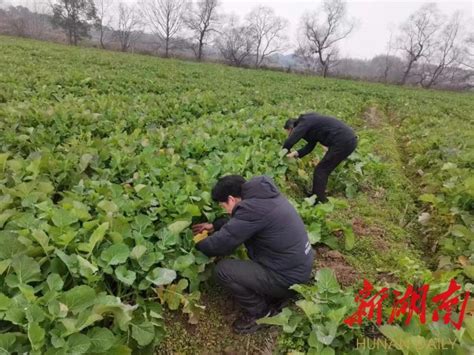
[269,297,294,313]
[232,310,271,334]
[303,187,313,197]
[313,198,329,206]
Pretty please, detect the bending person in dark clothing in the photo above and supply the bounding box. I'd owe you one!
[283,112,357,203]
[192,175,314,334]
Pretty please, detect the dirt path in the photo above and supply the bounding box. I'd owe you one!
[157,282,278,354]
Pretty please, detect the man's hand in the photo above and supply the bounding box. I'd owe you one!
[286,151,299,159]
[192,223,214,236]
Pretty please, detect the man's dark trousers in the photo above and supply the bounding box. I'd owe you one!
[214,259,294,316]
[312,136,357,202]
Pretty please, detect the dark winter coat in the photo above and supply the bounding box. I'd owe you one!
[283,112,356,158]
[196,176,314,285]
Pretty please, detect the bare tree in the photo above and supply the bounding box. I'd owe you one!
[184,0,219,60]
[4,5,29,36]
[461,33,474,70]
[245,6,287,67]
[113,2,142,52]
[419,12,464,88]
[294,43,319,72]
[215,15,252,67]
[382,30,395,82]
[297,0,355,77]
[396,4,441,85]
[51,0,97,45]
[140,0,186,57]
[94,0,112,49]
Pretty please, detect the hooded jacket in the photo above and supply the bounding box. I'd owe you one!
[196,176,314,285]
[283,112,356,158]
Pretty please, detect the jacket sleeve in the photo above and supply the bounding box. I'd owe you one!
[282,118,308,151]
[297,141,317,158]
[212,217,229,231]
[195,213,264,257]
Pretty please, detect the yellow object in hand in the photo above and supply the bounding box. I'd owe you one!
[193,230,209,244]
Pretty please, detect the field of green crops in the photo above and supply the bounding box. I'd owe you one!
[0,36,473,354]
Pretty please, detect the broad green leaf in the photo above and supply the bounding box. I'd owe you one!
[98,200,118,214]
[47,273,64,291]
[26,157,41,178]
[51,208,78,228]
[80,222,109,254]
[0,234,25,259]
[0,195,13,212]
[0,333,15,353]
[184,204,201,217]
[71,201,92,221]
[77,255,99,278]
[138,252,164,271]
[379,325,429,353]
[87,327,116,352]
[168,220,191,234]
[130,245,147,260]
[451,224,472,238]
[257,307,292,327]
[131,321,155,346]
[48,300,69,318]
[66,333,91,355]
[173,254,195,272]
[320,348,335,355]
[93,296,137,331]
[133,214,153,230]
[0,209,15,228]
[279,148,288,158]
[0,259,11,275]
[419,193,439,205]
[28,322,45,350]
[0,293,11,310]
[308,330,322,350]
[60,313,103,336]
[103,345,132,355]
[296,300,320,318]
[11,255,42,284]
[316,268,340,294]
[315,321,338,345]
[146,267,176,286]
[464,265,474,279]
[343,227,355,251]
[31,229,49,253]
[462,316,474,342]
[79,154,93,173]
[0,153,9,172]
[4,304,25,325]
[115,265,136,285]
[328,306,348,324]
[161,279,188,310]
[441,162,457,170]
[59,285,96,314]
[25,304,46,324]
[308,223,321,244]
[55,249,77,272]
[100,243,130,265]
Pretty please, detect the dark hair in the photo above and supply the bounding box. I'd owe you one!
[284,118,297,129]
[211,175,246,202]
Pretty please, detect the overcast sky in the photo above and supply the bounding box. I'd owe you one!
[5,0,474,59]
[219,0,473,59]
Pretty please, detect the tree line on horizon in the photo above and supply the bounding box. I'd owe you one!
[0,0,472,90]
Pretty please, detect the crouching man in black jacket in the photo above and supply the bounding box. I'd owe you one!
[192,175,314,334]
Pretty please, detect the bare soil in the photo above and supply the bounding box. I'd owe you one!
[315,246,359,287]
